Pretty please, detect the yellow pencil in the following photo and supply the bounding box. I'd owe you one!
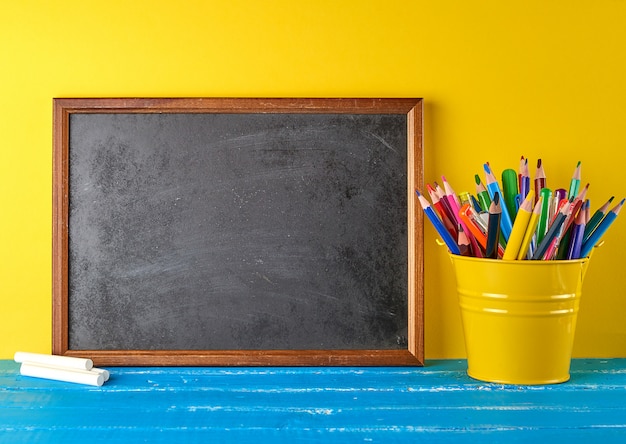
[517,196,543,260]
[503,191,535,260]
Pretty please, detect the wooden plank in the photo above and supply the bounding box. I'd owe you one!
[2,360,626,442]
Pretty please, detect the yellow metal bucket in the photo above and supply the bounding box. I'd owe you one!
[449,254,589,384]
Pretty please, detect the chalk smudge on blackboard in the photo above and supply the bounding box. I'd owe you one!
[67,113,408,351]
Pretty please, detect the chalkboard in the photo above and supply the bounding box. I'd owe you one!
[52,98,424,366]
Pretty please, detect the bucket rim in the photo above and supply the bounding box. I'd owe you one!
[447,253,589,267]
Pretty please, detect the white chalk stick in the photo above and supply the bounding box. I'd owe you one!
[14,351,93,371]
[20,362,104,387]
[91,367,110,382]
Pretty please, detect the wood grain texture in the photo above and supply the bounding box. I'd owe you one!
[52,97,421,114]
[2,359,625,442]
[62,349,421,367]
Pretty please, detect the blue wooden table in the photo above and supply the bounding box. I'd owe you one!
[1,359,626,443]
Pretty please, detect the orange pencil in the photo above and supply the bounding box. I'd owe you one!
[459,204,505,257]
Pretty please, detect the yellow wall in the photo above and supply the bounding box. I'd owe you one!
[1,0,626,359]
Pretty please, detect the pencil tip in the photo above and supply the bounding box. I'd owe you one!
[537,158,542,167]
[474,174,481,184]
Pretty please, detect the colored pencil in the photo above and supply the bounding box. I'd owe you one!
[457,225,472,256]
[520,156,530,199]
[583,196,614,244]
[433,183,458,236]
[544,236,563,260]
[484,164,513,243]
[518,156,525,193]
[536,188,552,245]
[470,194,483,213]
[442,176,461,208]
[551,188,567,221]
[459,203,505,257]
[503,190,534,260]
[475,174,491,212]
[556,184,589,259]
[580,198,625,258]
[442,179,484,258]
[517,197,543,260]
[420,157,622,261]
[427,183,457,239]
[459,203,487,244]
[566,208,586,260]
[568,161,581,199]
[534,158,547,204]
[416,190,461,255]
[532,201,570,260]
[486,192,502,259]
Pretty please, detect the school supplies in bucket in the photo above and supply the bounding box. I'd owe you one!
[450,255,588,384]
[417,158,623,260]
[418,158,621,384]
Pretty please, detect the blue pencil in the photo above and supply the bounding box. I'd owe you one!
[580,198,624,258]
[583,196,614,244]
[416,190,461,255]
[483,163,513,243]
[566,210,586,259]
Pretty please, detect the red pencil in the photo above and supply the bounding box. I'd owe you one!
[457,225,472,257]
[427,183,457,239]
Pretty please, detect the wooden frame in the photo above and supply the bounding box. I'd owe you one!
[52,98,424,366]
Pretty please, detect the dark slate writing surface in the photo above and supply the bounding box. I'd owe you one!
[68,113,408,351]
